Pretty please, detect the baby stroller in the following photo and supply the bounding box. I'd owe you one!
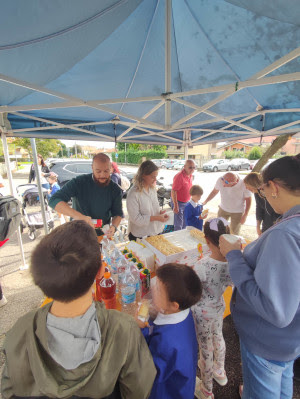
[16,184,54,241]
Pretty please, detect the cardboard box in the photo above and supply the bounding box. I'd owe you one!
[142,229,209,267]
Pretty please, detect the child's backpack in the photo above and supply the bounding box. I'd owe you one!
[120,175,131,191]
[0,196,21,241]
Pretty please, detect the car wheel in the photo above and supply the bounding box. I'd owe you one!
[161,165,166,169]
[227,166,232,171]
[247,165,251,170]
[238,165,241,171]
[213,166,218,172]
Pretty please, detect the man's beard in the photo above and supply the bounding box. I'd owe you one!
[93,174,110,187]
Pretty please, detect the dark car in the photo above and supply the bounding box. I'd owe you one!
[48,159,134,196]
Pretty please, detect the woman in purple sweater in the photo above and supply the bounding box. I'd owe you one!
[220,155,300,399]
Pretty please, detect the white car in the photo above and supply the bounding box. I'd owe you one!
[173,160,186,169]
[202,159,230,172]
[228,158,251,171]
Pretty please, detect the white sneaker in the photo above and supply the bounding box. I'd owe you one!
[194,378,214,399]
[0,296,8,308]
[213,369,228,386]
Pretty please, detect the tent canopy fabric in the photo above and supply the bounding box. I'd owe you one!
[0,0,299,146]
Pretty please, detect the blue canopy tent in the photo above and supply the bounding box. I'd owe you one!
[0,0,299,265]
[0,0,299,148]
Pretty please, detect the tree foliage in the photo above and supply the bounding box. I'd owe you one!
[116,143,166,152]
[13,138,62,159]
[247,146,263,160]
[112,149,167,164]
[71,144,83,155]
[224,150,245,159]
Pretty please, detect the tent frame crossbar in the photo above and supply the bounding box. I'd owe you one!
[0,45,298,142]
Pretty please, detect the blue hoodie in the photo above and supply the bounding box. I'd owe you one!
[227,205,300,361]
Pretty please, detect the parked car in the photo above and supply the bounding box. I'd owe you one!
[173,159,199,170]
[49,159,134,196]
[152,159,167,168]
[164,159,178,169]
[228,158,251,171]
[249,159,259,170]
[202,159,230,172]
[173,160,186,170]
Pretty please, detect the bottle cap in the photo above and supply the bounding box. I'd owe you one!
[104,271,111,279]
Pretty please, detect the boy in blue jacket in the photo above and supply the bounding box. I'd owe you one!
[139,263,202,399]
[184,185,206,230]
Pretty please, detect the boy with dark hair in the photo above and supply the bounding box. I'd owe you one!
[184,185,206,230]
[139,263,202,399]
[1,220,156,399]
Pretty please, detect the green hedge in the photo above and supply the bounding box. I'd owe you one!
[112,149,167,164]
[224,150,245,159]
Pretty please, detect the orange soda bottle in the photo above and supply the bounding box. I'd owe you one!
[100,271,117,309]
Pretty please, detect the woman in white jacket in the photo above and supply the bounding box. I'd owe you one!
[126,161,169,241]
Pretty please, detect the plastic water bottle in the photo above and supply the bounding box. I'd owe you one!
[110,248,122,274]
[101,236,110,251]
[100,271,117,309]
[121,268,137,316]
[129,262,141,302]
[110,248,122,292]
[117,257,129,289]
[103,240,115,267]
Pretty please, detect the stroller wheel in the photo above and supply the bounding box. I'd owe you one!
[28,230,36,241]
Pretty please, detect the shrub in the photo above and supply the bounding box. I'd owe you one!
[247,146,263,160]
[224,150,245,159]
[112,149,167,164]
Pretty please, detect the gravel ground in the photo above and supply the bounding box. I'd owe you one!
[0,166,299,398]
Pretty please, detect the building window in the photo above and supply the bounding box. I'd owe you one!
[177,146,182,150]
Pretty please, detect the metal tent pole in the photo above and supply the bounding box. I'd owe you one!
[30,138,49,235]
[184,144,188,160]
[1,127,28,269]
[183,129,190,159]
[165,0,172,127]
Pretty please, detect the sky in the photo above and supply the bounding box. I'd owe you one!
[61,140,114,148]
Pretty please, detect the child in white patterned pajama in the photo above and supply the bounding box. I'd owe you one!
[192,217,233,399]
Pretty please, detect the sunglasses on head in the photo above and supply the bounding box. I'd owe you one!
[257,182,269,197]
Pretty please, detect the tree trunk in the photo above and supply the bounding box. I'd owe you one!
[252,133,295,173]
